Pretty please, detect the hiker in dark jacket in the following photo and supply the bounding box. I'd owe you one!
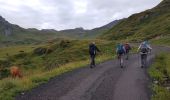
[89,42,100,68]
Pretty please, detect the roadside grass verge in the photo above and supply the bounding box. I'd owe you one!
[0,54,114,100]
[149,53,170,100]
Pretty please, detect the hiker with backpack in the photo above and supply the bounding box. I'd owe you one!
[137,41,152,68]
[116,43,126,68]
[124,42,131,60]
[89,42,100,68]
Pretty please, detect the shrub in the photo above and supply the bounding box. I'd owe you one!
[33,47,53,55]
[0,68,10,79]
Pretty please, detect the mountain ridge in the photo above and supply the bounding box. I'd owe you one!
[101,0,170,41]
[0,15,121,44]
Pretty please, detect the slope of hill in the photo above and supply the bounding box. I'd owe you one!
[0,16,59,46]
[85,20,121,38]
[58,20,121,39]
[101,0,170,42]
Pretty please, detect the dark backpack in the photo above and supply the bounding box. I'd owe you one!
[125,44,131,51]
[140,47,148,53]
[89,44,96,55]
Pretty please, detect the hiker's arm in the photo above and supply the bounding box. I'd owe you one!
[147,44,152,50]
[95,46,100,52]
[116,48,118,54]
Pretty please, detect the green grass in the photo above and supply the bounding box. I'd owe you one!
[100,0,170,42]
[0,39,117,100]
[149,53,170,100]
[0,39,116,76]
[152,85,170,100]
[0,45,43,60]
[151,35,170,46]
[0,54,114,100]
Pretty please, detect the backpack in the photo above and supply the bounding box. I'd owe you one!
[124,44,131,51]
[140,44,148,53]
[117,44,124,54]
[89,44,96,55]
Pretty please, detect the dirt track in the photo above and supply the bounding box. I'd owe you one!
[15,46,170,100]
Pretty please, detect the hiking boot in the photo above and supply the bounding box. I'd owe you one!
[121,66,123,68]
[141,66,144,68]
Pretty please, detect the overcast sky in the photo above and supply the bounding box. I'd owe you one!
[0,0,161,30]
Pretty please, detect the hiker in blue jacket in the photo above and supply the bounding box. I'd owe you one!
[116,43,126,68]
[89,42,100,68]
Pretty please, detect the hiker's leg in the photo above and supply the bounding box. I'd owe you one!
[126,50,129,60]
[120,54,123,67]
[141,54,144,67]
[90,55,93,67]
[144,54,147,67]
[93,55,96,66]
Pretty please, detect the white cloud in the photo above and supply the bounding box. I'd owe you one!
[73,0,87,14]
[0,0,161,30]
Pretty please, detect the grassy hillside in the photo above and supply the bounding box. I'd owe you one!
[0,39,116,79]
[101,0,170,42]
[151,35,170,46]
[0,39,117,100]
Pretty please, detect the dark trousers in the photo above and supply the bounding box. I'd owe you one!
[90,55,96,66]
[141,54,147,67]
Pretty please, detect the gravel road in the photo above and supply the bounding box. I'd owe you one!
[15,46,170,100]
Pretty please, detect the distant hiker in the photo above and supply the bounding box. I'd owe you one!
[124,42,132,60]
[10,66,22,78]
[89,42,100,68]
[116,43,126,68]
[137,41,152,68]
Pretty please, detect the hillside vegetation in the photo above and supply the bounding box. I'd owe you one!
[151,35,170,46]
[101,0,170,42]
[0,39,116,79]
[149,53,170,100]
[0,39,117,100]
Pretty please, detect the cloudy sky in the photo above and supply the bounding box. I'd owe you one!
[0,0,161,30]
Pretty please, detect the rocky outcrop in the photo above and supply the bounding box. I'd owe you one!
[0,16,12,36]
[33,47,53,55]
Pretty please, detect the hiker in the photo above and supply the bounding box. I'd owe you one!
[89,42,100,68]
[124,42,132,60]
[137,41,152,68]
[116,43,126,68]
[144,40,152,54]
